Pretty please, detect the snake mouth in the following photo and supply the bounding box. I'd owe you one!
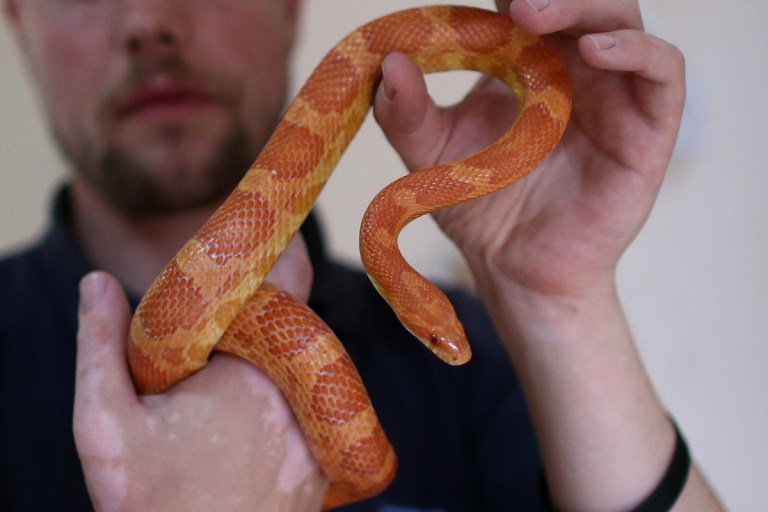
[402,319,471,366]
[428,332,472,365]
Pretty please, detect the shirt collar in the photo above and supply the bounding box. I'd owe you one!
[42,184,333,309]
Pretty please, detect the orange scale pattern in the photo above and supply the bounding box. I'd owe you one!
[128,6,570,510]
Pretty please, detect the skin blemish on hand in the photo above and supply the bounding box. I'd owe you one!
[82,409,128,512]
[239,364,322,493]
[277,422,319,492]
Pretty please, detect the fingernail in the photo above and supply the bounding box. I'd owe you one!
[524,0,550,12]
[380,60,397,101]
[79,272,107,314]
[587,34,618,51]
[382,80,397,102]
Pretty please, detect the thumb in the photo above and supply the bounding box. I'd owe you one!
[74,271,138,432]
[373,52,446,172]
[74,271,139,512]
[267,233,313,304]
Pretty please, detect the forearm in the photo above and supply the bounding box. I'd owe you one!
[370,0,719,506]
[473,268,722,510]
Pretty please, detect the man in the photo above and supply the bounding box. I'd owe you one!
[1,0,723,510]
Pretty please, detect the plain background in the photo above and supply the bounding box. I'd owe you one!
[2,1,766,509]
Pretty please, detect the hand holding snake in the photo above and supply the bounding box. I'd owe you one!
[386,0,685,301]
[122,1,688,510]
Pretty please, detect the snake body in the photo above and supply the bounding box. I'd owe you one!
[128,6,570,509]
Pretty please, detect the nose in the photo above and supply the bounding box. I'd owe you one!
[126,28,176,54]
[118,1,185,56]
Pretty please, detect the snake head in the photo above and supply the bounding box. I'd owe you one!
[426,330,472,365]
[398,299,472,366]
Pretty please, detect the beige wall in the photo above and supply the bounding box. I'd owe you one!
[2,1,766,508]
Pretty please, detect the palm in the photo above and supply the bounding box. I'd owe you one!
[424,32,683,296]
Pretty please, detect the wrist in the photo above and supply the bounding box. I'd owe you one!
[540,416,691,512]
[468,252,620,350]
[469,253,676,510]
[464,233,621,305]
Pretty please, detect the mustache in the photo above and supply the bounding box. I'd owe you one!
[98,56,232,118]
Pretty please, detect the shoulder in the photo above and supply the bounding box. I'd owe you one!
[0,242,47,304]
[0,229,86,345]
[0,242,48,334]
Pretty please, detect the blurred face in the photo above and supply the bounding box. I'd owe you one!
[5,0,301,215]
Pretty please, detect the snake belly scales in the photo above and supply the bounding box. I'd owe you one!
[127,5,571,509]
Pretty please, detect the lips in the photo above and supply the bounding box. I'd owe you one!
[115,80,218,121]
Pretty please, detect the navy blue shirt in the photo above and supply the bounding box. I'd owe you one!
[1,188,544,511]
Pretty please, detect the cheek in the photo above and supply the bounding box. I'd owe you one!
[198,10,294,137]
[27,24,113,149]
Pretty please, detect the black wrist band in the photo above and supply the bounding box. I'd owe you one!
[540,417,691,511]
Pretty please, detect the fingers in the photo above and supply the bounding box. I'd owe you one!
[266,233,313,303]
[494,0,512,15]
[74,272,138,418]
[507,0,684,128]
[373,52,446,172]
[579,29,684,84]
[579,30,685,125]
[73,272,138,509]
[506,0,680,89]
[508,0,643,35]
[183,353,278,395]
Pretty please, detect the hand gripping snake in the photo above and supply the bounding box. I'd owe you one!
[127,6,571,509]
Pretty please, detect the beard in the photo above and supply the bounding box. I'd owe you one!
[61,123,261,217]
[52,55,287,218]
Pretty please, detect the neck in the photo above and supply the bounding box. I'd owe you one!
[70,179,217,298]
